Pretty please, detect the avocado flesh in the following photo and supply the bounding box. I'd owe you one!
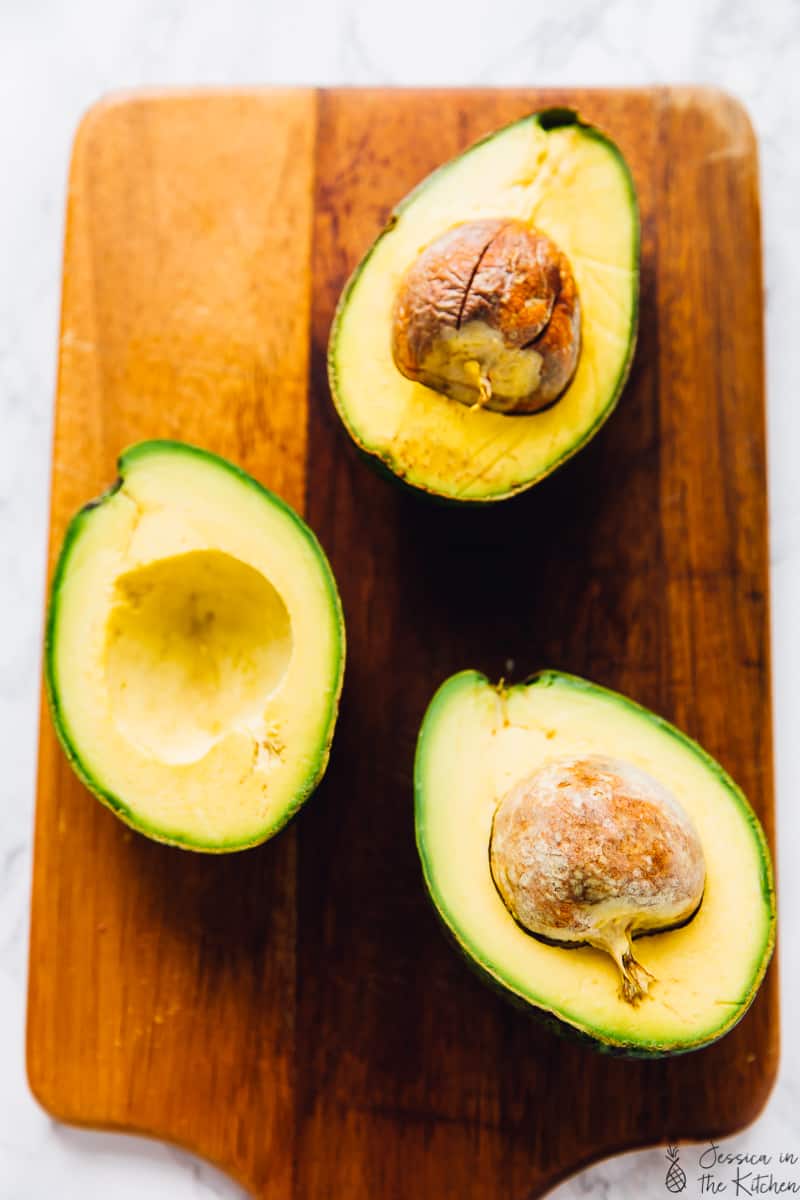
[46,441,345,851]
[415,671,776,1054]
[330,111,638,502]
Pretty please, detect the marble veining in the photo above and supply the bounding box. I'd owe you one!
[2,0,798,1195]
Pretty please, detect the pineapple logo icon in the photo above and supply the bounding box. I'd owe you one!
[665,1145,687,1193]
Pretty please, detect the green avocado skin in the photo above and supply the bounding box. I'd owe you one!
[45,439,346,853]
[414,669,777,1057]
[328,108,641,505]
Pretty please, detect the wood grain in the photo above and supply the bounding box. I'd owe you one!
[28,89,317,1196]
[28,88,778,1198]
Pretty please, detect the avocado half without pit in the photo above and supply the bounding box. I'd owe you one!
[415,670,776,1055]
[329,108,639,502]
[45,441,345,851]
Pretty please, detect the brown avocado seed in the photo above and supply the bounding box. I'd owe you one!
[489,756,706,1004]
[391,218,581,414]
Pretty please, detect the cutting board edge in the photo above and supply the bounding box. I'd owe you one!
[22,1063,253,1195]
[23,1062,781,1200]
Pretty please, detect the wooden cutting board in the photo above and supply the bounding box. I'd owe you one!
[27,88,778,1198]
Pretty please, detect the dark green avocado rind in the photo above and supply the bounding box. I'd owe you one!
[45,439,346,853]
[328,108,641,505]
[414,669,776,1055]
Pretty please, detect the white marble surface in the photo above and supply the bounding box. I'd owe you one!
[2,1,799,1196]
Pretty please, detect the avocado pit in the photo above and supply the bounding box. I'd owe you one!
[489,755,706,1003]
[391,218,581,414]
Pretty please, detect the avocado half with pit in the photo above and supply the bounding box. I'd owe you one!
[415,670,776,1056]
[46,440,345,851]
[329,109,639,502]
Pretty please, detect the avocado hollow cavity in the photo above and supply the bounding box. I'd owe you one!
[489,755,706,1004]
[106,549,293,765]
[391,218,581,414]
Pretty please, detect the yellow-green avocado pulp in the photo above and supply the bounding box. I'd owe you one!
[46,441,345,851]
[414,670,776,1055]
[329,109,639,503]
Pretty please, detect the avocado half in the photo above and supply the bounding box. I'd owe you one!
[46,440,345,852]
[329,109,639,503]
[415,670,776,1056]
